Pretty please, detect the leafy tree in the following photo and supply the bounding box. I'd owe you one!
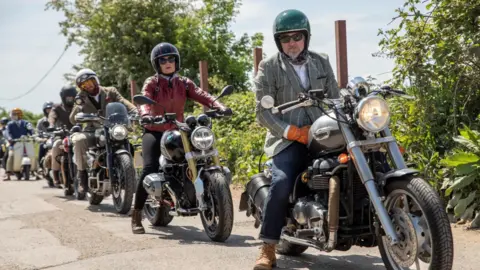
[46,0,263,97]
[377,0,480,187]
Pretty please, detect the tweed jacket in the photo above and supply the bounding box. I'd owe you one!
[69,86,137,126]
[254,51,340,157]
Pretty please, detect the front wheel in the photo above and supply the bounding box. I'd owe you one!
[378,177,453,270]
[200,171,234,242]
[112,154,135,214]
[23,165,30,181]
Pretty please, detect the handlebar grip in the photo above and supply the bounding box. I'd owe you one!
[276,99,303,112]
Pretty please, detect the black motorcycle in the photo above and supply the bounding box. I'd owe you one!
[73,99,136,214]
[240,78,453,270]
[132,85,234,242]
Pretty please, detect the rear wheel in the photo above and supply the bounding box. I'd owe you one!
[378,177,453,270]
[144,203,174,226]
[88,192,104,205]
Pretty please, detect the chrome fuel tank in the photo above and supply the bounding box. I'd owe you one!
[307,111,346,154]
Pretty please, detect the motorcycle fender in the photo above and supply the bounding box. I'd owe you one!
[114,149,131,156]
[21,157,31,166]
[239,191,249,212]
[203,166,232,185]
[379,168,419,186]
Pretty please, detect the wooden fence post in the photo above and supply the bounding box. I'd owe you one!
[199,60,209,110]
[130,79,136,102]
[335,20,348,88]
[254,47,263,76]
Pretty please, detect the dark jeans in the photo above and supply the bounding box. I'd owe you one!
[260,142,309,244]
[38,143,47,164]
[133,130,163,210]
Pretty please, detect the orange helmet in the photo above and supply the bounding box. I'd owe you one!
[10,108,23,119]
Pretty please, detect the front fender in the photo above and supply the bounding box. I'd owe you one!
[203,165,232,185]
[378,168,419,186]
[114,149,131,156]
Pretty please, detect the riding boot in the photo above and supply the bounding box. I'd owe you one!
[53,170,62,189]
[131,209,145,234]
[253,243,277,270]
[77,170,89,193]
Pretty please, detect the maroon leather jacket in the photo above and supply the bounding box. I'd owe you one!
[138,75,225,132]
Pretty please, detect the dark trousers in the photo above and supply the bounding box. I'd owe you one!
[133,130,163,210]
[38,143,47,165]
[259,142,309,243]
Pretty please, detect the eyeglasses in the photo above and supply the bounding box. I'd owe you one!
[279,33,304,43]
[159,56,176,65]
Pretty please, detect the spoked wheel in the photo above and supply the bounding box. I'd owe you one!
[112,154,135,214]
[378,177,453,270]
[200,171,233,242]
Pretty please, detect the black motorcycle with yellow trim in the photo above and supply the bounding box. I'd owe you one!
[132,85,234,242]
[72,97,137,214]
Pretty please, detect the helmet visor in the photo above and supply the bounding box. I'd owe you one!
[78,78,98,93]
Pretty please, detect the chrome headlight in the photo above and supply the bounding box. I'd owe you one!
[190,126,215,150]
[355,96,390,132]
[110,125,128,140]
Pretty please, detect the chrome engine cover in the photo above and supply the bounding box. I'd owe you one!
[143,173,166,200]
[293,198,328,229]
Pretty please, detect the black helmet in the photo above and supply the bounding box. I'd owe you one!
[42,101,54,117]
[150,42,181,74]
[160,130,185,162]
[0,117,8,126]
[60,85,77,106]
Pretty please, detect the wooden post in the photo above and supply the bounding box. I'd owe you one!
[199,60,209,110]
[335,20,348,88]
[130,80,136,102]
[253,47,263,76]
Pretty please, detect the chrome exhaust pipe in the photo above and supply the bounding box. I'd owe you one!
[325,175,340,252]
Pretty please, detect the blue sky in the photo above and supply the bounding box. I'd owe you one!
[0,0,404,113]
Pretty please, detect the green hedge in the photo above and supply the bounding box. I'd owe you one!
[191,91,267,184]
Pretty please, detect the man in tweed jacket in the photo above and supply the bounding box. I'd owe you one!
[253,9,340,270]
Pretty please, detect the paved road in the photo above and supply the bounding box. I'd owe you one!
[0,172,479,270]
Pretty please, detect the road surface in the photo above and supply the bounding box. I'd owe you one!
[0,172,479,270]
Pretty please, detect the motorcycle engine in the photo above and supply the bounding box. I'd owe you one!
[143,172,166,201]
[292,197,328,234]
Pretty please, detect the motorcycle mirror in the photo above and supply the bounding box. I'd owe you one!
[133,95,156,106]
[218,85,234,98]
[260,95,275,109]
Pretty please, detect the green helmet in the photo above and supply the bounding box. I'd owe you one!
[273,9,311,53]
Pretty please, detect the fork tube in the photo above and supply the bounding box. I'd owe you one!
[180,130,197,180]
[337,110,399,245]
[380,128,406,169]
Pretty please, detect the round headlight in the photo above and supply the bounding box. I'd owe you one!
[111,125,128,140]
[191,126,215,150]
[355,96,390,132]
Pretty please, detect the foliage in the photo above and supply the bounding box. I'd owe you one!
[377,0,480,191]
[191,89,267,184]
[46,0,263,96]
[441,126,480,227]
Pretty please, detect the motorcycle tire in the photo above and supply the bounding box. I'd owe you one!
[23,165,30,181]
[200,171,233,242]
[144,204,173,226]
[15,172,22,180]
[88,192,104,205]
[112,154,135,215]
[378,177,453,270]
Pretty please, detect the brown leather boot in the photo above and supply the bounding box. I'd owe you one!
[131,209,145,234]
[253,243,277,270]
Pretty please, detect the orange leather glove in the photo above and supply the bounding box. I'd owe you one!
[286,125,311,145]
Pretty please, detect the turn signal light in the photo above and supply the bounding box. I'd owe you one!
[338,153,350,164]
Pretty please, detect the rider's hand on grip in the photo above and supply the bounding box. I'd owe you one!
[140,115,153,125]
[286,125,310,145]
